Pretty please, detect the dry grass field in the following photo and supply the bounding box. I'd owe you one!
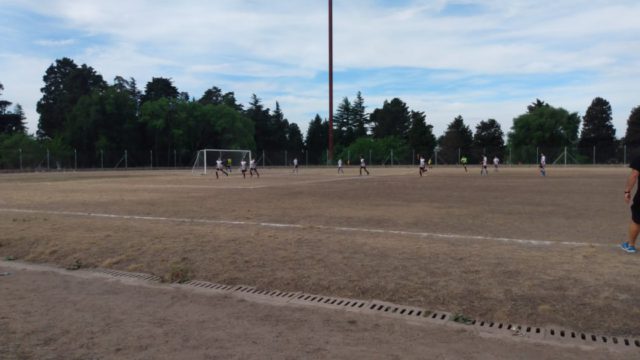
[1,165,638,336]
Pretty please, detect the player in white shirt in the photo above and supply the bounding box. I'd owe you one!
[250,158,260,178]
[539,153,546,177]
[480,155,488,176]
[493,156,500,172]
[240,159,248,178]
[292,157,299,174]
[337,158,344,174]
[359,155,370,176]
[419,155,426,177]
[215,158,228,179]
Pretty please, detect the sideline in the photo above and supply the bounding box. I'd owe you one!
[0,207,608,248]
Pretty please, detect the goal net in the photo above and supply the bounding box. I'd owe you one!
[192,149,252,175]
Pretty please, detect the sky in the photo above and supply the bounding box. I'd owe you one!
[1,0,639,138]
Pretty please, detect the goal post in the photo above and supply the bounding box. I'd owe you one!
[192,149,252,174]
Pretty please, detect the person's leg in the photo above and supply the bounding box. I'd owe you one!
[215,170,219,179]
[628,221,640,248]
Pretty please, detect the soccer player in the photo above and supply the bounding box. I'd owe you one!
[428,157,433,169]
[215,158,228,179]
[292,157,299,174]
[240,159,248,178]
[337,158,344,174]
[539,153,546,176]
[250,158,260,178]
[621,155,640,253]
[493,156,500,172]
[226,158,232,172]
[419,155,426,176]
[460,156,468,172]
[480,155,488,176]
[359,155,370,176]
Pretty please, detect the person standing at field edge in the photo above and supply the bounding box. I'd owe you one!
[419,155,427,177]
[539,153,546,176]
[480,155,489,176]
[621,156,640,253]
[337,158,344,174]
[460,156,468,172]
[359,155,370,176]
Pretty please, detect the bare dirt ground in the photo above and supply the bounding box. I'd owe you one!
[0,261,630,360]
[0,166,638,343]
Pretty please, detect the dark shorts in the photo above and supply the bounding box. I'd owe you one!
[632,202,640,224]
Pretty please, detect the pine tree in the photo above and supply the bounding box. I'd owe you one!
[579,97,616,162]
[625,106,640,147]
[437,115,473,164]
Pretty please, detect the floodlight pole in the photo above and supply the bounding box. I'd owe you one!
[328,0,334,162]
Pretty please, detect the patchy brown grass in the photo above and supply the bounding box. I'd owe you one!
[0,166,638,336]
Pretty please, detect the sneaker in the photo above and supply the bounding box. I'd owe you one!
[621,242,637,253]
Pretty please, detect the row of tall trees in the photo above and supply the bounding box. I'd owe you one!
[2,56,640,168]
[29,57,307,165]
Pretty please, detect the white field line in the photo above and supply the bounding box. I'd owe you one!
[121,176,370,190]
[0,207,607,248]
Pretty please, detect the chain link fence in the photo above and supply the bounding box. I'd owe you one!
[0,145,637,171]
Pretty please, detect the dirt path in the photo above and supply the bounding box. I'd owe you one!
[0,261,633,360]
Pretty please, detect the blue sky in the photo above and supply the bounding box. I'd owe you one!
[1,0,639,138]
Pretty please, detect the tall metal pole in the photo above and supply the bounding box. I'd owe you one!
[328,0,334,161]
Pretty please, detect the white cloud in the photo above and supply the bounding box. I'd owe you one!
[34,38,76,47]
[1,0,639,137]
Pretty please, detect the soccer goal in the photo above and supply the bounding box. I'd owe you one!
[192,149,252,175]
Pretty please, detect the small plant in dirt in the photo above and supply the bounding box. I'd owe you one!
[166,259,193,283]
[4,255,16,261]
[452,313,475,325]
[66,259,83,270]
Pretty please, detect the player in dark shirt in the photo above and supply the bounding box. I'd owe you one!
[621,156,640,253]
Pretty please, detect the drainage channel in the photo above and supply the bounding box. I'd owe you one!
[87,267,639,353]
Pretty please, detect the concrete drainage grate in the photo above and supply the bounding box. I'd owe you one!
[90,267,640,352]
[183,280,235,292]
[289,294,369,311]
[544,327,640,350]
[89,268,162,282]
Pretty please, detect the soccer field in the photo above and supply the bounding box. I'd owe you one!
[0,165,638,336]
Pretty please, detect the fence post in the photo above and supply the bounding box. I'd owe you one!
[593,145,596,165]
[624,144,627,165]
[564,147,567,167]
[435,150,438,166]
[391,149,394,166]
[458,148,461,163]
[285,150,288,167]
[150,150,153,169]
[412,149,415,166]
[347,150,350,165]
[536,147,539,166]
[125,150,128,169]
[369,149,372,166]
[74,149,77,171]
[19,148,22,170]
[262,150,265,168]
[306,151,308,167]
[47,148,50,170]
[174,149,177,168]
